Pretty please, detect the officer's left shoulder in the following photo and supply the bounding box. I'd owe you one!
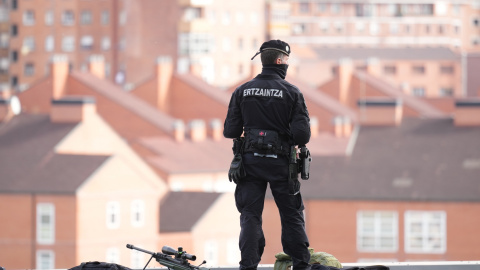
[282,79,301,94]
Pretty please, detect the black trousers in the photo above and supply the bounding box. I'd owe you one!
[234,175,311,270]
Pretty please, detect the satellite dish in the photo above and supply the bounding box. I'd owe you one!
[10,96,21,115]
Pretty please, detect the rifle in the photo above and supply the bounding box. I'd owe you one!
[126,244,208,270]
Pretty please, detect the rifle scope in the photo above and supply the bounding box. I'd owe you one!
[162,246,197,261]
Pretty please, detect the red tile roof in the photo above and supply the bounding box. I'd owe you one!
[71,71,177,133]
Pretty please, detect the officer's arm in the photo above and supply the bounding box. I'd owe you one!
[223,90,244,138]
[290,92,311,146]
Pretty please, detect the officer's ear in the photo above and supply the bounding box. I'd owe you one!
[276,58,282,65]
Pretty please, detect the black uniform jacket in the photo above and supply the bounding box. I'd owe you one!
[223,68,311,180]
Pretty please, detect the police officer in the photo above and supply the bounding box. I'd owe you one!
[224,40,311,270]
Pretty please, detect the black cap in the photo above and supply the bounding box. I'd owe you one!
[251,40,291,60]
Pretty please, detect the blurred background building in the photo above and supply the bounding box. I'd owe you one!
[0,0,479,270]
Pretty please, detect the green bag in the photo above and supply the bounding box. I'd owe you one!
[274,248,342,270]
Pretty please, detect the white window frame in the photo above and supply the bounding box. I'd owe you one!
[357,211,398,253]
[23,36,35,52]
[61,36,75,52]
[101,36,111,51]
[106,247,120,263]
[24,62,35,76]
[131,199,145,227]
[101,10,110,25]
[405,211,447,254]
[37,203,55,244]
[36,250,55,270]
[130,246,145,269]
[106,201,121,229]
[45,35,54,52]
[23,10,35,26]
[45,10,54,25]
[226,238,240,265]
[80,35,94,50]
[80,10,92,25]
[62,10,75,26]
[204,240,218,266]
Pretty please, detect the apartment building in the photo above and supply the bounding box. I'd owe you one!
[5,0,265,94]
[267,0,480,97]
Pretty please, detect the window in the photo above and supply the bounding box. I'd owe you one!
[0,33,8,48]
[11,24,17,36]
[370,23,379,35]
[293,23,306,34]
[357,211,398,252]
[412,65,425,74]
[320,21,329,33]
[0,58,8,74]
[37,203,55,244]
[101,36,111,51]
[106,247,120,263]
[119,10,126,25]
[24,62,34,76]
[384,65,397,75]
[439,87,453,96]
[317,3,327,12]
[80,35,93,50]
[0,7,8,22]
[45,35,54,52]
[473,18,479,27]
[11,50,18,62]
[45,10,54,25]
[106,201,120,229]
[334,21,344,33]
[331,3,341,14]
[80,10,92,24]
[101,10,110,25]
[11,0,17,10]
[183,7,201,22]
[179,33,213,55]
[62,10,75,25]
[222,37,231,52]
[23,10,35,25]
[130,200,145,227]
[389,24,398,34]
[440,65,454,74]
[11,76,18,87]
[412,87,425,96]
[36,250,54,270]
[222,11,231,25]
[227,238,240,265]
[61,36,75,52]
[235,11,244,24]
[130,247,144,269]
[405,211,446,253]
[204,240,218,266]
[23,36,35,52]
[299,2,310,13]
[238,37,243,50]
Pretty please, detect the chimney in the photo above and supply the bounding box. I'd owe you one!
[209,118,223,141]
[0,96,21,122]
[173,120,185,142]
[88,55,105,79]
[156,56,173,111]
[366,57,381,76]
[454,98,480,126]
[50,96,96,123]
[189,119,206,142]
[358,97,403,126]
[333,116,353,137]
[189,61,202,78]
[338,58,353,106]
[310,116,318,138]
[51,55,69,99]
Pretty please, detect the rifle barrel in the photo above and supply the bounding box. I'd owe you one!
[126,244,155,256]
